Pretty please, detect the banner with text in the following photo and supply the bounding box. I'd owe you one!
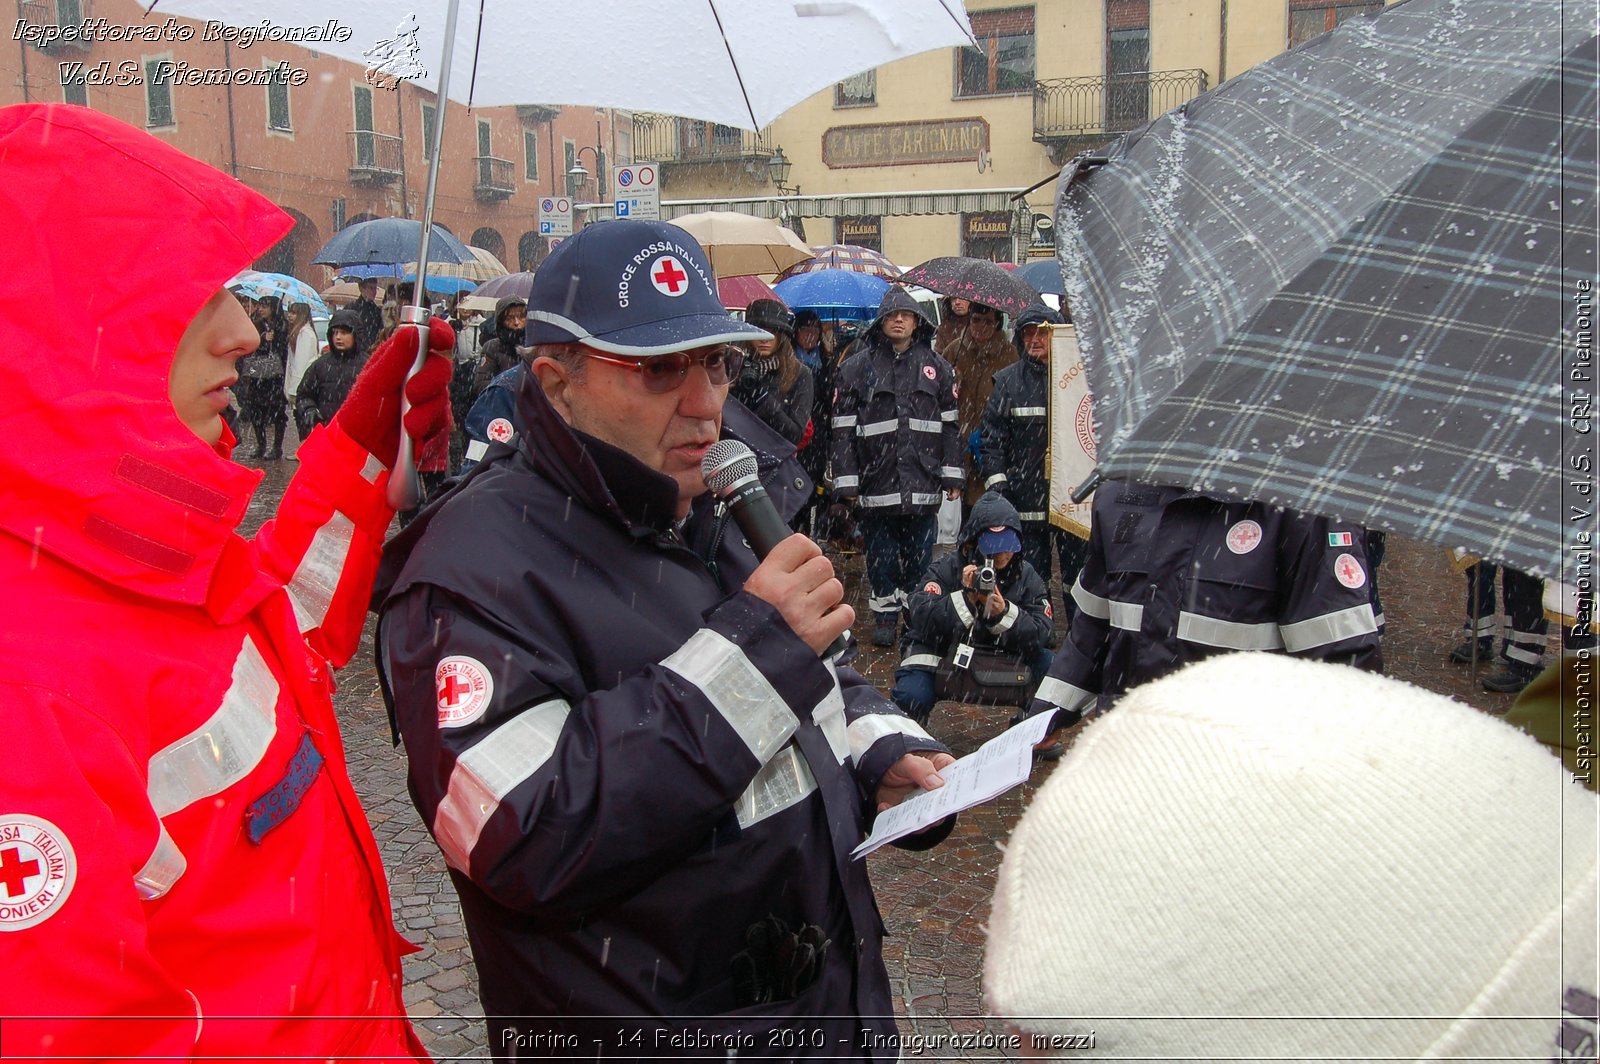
[1048,324,1096,539]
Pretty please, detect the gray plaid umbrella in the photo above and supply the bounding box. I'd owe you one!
[1057,0,1596,578]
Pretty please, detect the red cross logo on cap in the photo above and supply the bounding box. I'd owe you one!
[651,256,690,298]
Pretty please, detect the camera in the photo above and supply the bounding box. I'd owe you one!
[975,560,997,595]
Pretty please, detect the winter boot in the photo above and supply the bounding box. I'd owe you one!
[269,422,285,461]
[1481,661,1541,695]
[250,425,267,459]
[1449,635,1496,664]
[871,611,898,647]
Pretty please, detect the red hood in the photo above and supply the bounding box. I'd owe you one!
[0,104,290,605]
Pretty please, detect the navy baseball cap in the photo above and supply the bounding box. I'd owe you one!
[525,220,768,355]
[978,525,1022,555]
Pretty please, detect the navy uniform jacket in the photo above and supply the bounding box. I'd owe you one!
[980,352,1052,523]
[374,373,950,1057]
[1030,482,1382,719]
[830,289,963,515]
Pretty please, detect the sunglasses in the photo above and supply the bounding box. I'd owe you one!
[580,345,745,393]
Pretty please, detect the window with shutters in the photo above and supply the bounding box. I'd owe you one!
[1288,1,1383,48]
[523,129,539,181]
[265,64,292,132]
[956,7,1034,98]
[144,56,174,128]
[420,101,437,161]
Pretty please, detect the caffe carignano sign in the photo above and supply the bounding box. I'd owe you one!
[823,118,989,169]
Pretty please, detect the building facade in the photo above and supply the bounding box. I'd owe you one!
[614,0,1391,266]
[3,0,1391,279]
[2,0,625,280]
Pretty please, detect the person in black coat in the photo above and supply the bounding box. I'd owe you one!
[294,308,369,436]
[731,298,814,445]
[980,304,1088,599]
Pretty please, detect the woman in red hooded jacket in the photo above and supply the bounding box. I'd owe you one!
[0,104,451,1060]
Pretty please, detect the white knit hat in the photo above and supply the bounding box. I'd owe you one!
[985,653,1598,1061]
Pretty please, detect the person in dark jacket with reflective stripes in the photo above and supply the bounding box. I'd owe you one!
[980,304,1088,599]
[831,286,964,646]
[375,221,955,1061]
[1027,480,1382,731]
[893,492,1054,728]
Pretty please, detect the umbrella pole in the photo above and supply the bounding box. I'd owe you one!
[389,0,463,512]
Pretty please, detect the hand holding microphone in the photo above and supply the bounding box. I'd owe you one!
[702,441,854,659]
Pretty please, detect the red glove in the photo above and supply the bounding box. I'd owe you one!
[335,317,455,465]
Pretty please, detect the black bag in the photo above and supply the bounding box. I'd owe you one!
[935,643,1034,708]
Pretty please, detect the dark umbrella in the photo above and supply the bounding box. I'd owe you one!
[313,218,475,270]
[1014,260,1066,297]
[471,271,539,302]
[1056,0,1595,579]
[898,256,1041,317]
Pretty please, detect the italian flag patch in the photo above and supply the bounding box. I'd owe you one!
[1328,531,1354,547]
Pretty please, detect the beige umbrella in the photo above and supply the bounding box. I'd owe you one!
[671,211,812,278]
[321,281,361,306]
[404,245,509,283]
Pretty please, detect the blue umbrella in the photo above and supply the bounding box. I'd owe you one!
[772,269,890,321]
[227,270,330,316]
[1014,259,1065,297]
[312,218,474,269]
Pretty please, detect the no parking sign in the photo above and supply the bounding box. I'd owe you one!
[538,196,573,237]
[612,164,659,221]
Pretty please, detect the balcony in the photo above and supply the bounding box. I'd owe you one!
[1033,69,1208,159]
[632,113,776,187]
[516,104,560,124]
[474,155,515,201]
[348,130,404,185]
[16,0,92,52]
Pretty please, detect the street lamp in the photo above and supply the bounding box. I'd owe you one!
[567,145,604,200]
[767,146,800,197]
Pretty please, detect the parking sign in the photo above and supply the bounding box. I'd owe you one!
[612,163,659,221]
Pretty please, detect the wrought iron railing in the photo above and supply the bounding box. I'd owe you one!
[631,113,775,165]
[475,155,515,197]
[348,130,403,180]
[1033,69,1208,139]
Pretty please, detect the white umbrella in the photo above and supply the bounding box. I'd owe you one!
[671,211,813,278]
[146,1,974,130]
[147,0,973,504]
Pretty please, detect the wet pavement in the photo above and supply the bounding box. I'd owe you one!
[240,453,1521,1060]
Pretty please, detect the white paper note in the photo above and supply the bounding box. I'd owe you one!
[852,712,1057,858]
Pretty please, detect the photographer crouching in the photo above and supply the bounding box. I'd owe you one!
[892,492,1058,754]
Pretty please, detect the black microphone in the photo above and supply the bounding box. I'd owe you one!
[702,440,851,661]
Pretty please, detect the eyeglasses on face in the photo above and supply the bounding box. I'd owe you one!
[580,345,745,393]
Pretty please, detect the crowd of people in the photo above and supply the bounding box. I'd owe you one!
[2,103,1591,1064]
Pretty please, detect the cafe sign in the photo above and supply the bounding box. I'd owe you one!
[823,118,989,169]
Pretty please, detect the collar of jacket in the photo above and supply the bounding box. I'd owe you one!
[0,104,292,618]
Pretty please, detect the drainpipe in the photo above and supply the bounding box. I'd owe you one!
[18,35,29,103]
[1218,0,1228,84]
[396,85,411,217]
[222,40,239,177]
